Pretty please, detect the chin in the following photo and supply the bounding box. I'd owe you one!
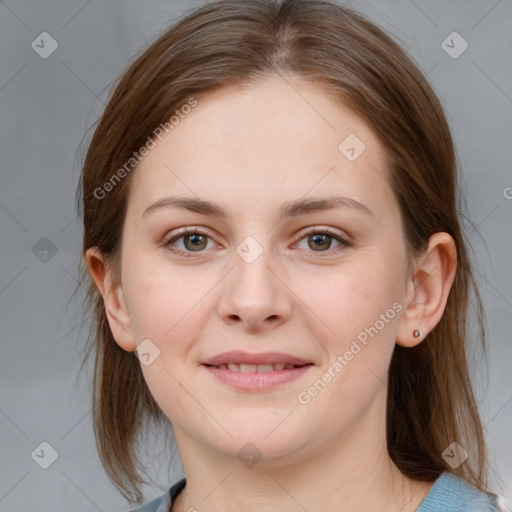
[209,418,316,463]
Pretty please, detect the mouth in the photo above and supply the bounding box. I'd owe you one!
[200,351,314,390]
[201,356,314,391]
[202,362,311,372]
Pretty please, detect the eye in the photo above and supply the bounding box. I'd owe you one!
[163,227,350,258]
[294,228,350,255]
[164,228,216,257]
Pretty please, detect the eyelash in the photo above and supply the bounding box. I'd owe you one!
[163,227,350,258]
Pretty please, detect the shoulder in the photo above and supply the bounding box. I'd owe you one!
[129,478,186,512]
[417,471,500,512]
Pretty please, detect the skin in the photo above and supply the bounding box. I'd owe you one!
[86,74,457,511]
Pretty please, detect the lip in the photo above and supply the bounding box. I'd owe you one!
[200,351,314,392]
[201,364,313,392]
[201,351,312,366]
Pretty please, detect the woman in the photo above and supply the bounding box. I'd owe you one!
[77,0,500,510]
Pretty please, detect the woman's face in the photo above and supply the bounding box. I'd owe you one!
[116,75,412,464]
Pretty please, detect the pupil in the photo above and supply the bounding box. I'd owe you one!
[310,234,331,251]
[186,234,206,250]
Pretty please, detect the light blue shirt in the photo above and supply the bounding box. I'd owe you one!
[130,471,500,511]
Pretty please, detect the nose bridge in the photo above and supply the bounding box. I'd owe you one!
[217,233,292,329]
[232,233,279,301]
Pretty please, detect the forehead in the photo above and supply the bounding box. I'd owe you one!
[128,75,395,220]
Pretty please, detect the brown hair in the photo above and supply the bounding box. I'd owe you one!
[76,0,492,503]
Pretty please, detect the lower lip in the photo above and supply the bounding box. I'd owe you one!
[201,364,314,391]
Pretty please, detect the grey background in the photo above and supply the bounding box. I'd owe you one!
[1,0,511,510]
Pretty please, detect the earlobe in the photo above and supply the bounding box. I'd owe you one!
[396,232,457,348]
[84,247,137,352]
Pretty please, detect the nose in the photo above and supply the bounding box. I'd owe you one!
[216,246,293,332]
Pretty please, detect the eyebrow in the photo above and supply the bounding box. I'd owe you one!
[141,194,374,221]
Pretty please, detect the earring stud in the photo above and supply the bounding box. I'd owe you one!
[413,329,422,338]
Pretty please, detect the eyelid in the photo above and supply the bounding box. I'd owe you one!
[162,226,219,249]
[297,225,350,242]
[292,226,351,254]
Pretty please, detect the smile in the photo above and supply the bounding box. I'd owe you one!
[201,363,314,391]
[205,363,304,372]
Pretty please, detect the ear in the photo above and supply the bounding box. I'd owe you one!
[396,232,457,348]
[84,247,137,352]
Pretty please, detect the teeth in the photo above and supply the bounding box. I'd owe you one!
[240,364,257,373]
[256,364,274,373]
[217,363,299,372]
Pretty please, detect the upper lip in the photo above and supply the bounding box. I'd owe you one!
[201,351,313,366]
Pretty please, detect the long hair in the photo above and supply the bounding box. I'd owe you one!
[76,0,490,502]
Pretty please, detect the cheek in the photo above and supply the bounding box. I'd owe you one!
[298,258,405,397]
[125,262,211,416]
[122,247,201,339]
[122,253,218,405]
[295,262,400,339]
